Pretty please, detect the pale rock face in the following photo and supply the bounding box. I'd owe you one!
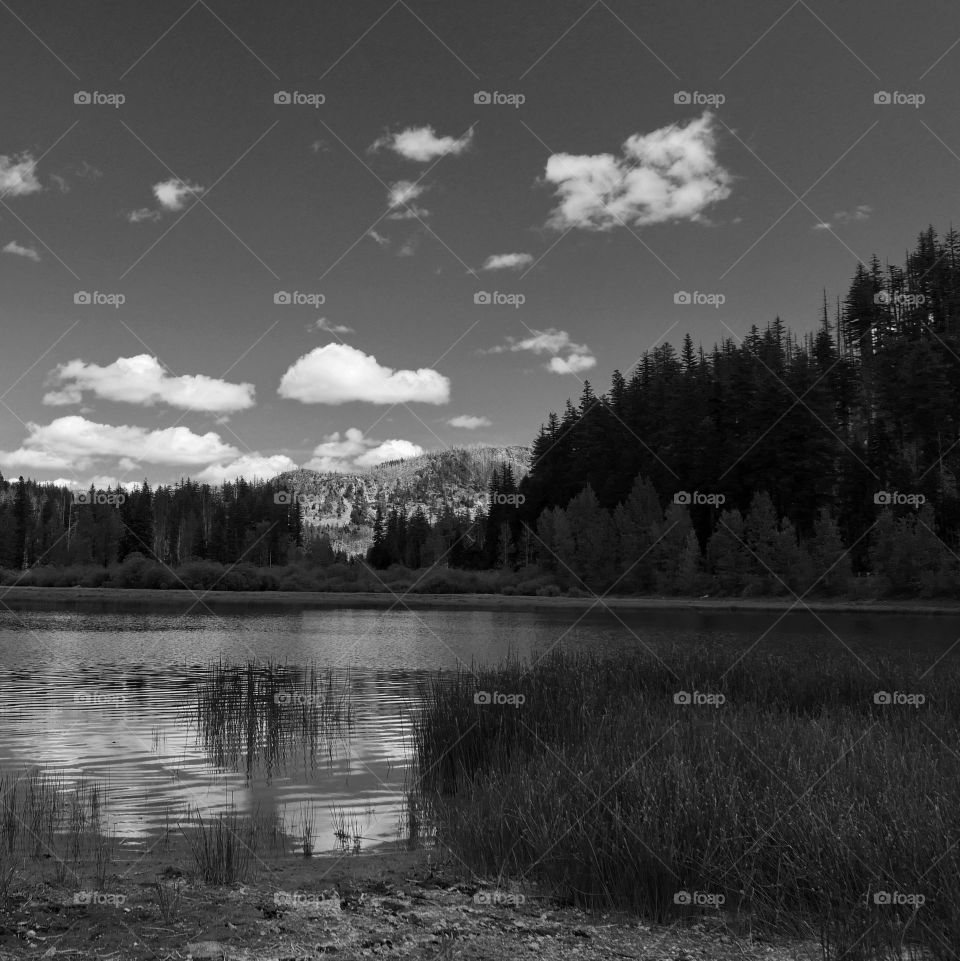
[275,445,531,557]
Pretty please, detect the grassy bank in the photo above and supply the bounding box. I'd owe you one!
[5,583,960,616]
[411,646,960,959]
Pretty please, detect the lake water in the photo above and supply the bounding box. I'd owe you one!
[0,604,956,854]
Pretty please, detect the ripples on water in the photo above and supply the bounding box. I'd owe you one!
[0,604,955,852]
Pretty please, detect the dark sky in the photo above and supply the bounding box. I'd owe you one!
[1,0,959,486]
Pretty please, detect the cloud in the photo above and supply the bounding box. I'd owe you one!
[2,241,40,262]
[309,317,355,335]
[0,153,41,197]
[154,178,205,211]
[371,125,473,162]
[128,207,162,224]
[488,327,596,375]
[481,252,533,272]
[386,180,429,219]
[814,204,872,231]
[304,427,424,473]
[367,229,390,246]
[448,415,491,429]
[543,111,731,232]
[43,355,255,413]
[0,416,239,473]
[195,453,299,484]
[278,343,450,405]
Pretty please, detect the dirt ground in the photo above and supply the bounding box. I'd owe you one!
[0,844,823,961]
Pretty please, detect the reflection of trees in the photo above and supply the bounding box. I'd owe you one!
[195,662,353,782]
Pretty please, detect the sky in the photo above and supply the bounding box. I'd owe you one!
[1,0,959,489]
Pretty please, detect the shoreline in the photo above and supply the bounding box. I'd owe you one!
[1,584,959,616]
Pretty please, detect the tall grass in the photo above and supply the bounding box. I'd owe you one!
[411,646,960,960]
[180,806,260,884]
[195,660,353,776]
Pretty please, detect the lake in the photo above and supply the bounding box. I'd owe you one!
[0,603,956,855]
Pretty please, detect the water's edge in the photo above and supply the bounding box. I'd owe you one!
[0,584,957,616]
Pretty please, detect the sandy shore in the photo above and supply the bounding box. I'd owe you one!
[1,584,959,616]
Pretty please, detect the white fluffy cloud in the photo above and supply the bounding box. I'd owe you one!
[481,252,533,272]
[154,178,205,211]
[0,416,240,473]
[43,355,255,413]
[2,241,40,262]
[813,204,872,231]
[544,111,731,232]
[128,207,162,224]
[387,180,429,219]
[309,317,355,335]
[195,454,298,485]
[372,125,473,162]
[0,153,41,197]
[448,415,491,429]
[278,343,450,405]
[488,328,596,375]
[304,428,424,473]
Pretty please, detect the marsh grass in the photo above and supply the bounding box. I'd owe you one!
[411,646,960,960]
[196,660,353,777]
[0,769,113,891]
[180,806,261,884]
